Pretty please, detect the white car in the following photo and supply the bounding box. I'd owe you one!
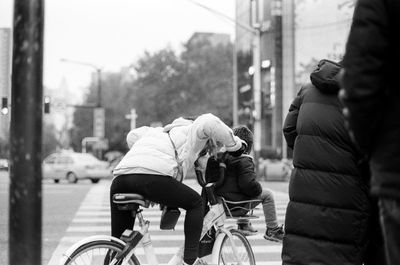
[0,158,8,171]
[42,152,112,184]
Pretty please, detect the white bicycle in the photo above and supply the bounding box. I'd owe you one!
[60,161,258,265]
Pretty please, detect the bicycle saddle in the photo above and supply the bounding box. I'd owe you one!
[113,193,150,208]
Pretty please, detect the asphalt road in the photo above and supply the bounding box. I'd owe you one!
[0,171,95,265]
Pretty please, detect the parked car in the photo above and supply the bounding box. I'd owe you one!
[0,158,8,171]
[42,151,112,184]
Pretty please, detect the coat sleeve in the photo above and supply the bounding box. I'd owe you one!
[205,156,221,183]
[236,157,262,197]
[340,0,390,154]
[193,113,244,152]
[282,87,305,149]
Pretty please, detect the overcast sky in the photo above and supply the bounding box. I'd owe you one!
[1,0,352,103]
[0,0,235,102]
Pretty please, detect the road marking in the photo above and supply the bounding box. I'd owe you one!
[47,181,110,265]
[48,180,289,265]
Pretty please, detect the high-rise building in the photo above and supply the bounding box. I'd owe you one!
[235,0,281,157]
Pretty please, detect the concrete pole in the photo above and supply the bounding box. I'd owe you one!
[282,0,295,158]
[251,0,262,171]
[232,40,239,127]
[129,108,137,130]
[232,2,239,127]
[252,29,262,169]
[96,68,102,108]
[9,1,44,264]
[273,0,283,157]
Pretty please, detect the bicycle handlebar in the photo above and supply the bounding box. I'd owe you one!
[194,160,207,188]
[194,155,227,205]
[194,157,226,188]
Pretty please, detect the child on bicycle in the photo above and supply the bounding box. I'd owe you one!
[205,125,284,242]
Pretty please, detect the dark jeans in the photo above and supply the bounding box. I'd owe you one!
[110,174,204,265]
[379,198,400,265]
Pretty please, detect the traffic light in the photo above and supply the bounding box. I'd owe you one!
[44,96,50,113]
[1,97,8,115]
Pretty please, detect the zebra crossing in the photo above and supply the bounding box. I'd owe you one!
[48,179,289,265]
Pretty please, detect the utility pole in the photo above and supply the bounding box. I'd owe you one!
[251,0,263,171]
[60,58,103,108]
[60,59,106,157]
[252,29,262,168]
[282,0,295,158]
[9,1,44,264]
[272,0,283,156]
[232,38,239,127]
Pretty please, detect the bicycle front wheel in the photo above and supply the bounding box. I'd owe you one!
[218,229,255,265]
[62,239,141,265]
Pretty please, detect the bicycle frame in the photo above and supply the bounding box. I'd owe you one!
[112,203,245,265]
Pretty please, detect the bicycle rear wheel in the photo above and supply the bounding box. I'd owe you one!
[218,229,255,265]
[62,239,141,265]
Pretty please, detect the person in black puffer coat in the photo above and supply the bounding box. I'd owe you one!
[282,59,386,265]
[339,1,400,264]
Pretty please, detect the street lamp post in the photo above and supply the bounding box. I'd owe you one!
[60,58,102,107]
[60,59,106,158]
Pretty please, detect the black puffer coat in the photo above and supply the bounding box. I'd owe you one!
[205,154,262,201]
[282,60,372,265]
[341,0,400,200]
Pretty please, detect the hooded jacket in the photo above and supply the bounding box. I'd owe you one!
[205,153,262,202]
[340,0,400,200]
[113,113,244,180]
[282,60,372,265]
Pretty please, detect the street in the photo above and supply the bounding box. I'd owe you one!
[0,171,289,265]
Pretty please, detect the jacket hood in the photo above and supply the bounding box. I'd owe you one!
[310,59,342,94]
[163,117,193,132]
[126,126,162,148]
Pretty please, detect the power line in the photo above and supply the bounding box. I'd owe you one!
[297,18,352,30]
[185,0,256,34]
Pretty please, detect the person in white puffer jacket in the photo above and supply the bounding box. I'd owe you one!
[110,113,245,265]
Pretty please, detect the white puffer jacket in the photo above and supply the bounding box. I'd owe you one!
[113,113,244,180]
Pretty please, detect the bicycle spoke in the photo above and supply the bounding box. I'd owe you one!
[218,231,255,265]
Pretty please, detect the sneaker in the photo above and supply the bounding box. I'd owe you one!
[264,225,284,242]
[238,222,258,236]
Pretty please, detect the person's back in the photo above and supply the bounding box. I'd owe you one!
[282,59,376,265]
[340,1,400,264]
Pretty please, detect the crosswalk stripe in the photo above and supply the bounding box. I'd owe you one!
[71,217,283,223]
[59,234,278,243]
[74,210,287,217]
[78,203,289,210]
[48,180,288,265]
[132,245,282,255]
